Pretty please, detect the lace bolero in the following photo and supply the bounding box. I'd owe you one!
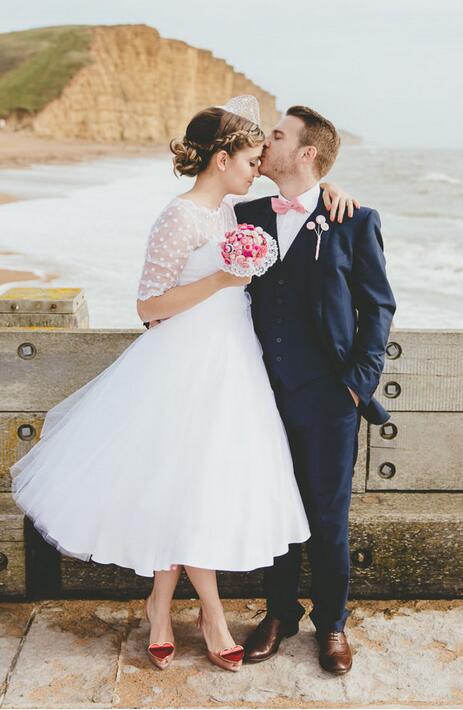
[136,195,240,301]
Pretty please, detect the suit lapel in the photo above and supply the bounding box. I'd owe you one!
[306,193,333,313]
[281,191,328,264]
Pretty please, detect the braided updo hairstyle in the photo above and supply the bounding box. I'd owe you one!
[170,107,265,177]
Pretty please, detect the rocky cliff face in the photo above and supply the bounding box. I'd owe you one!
[30,25,279,143]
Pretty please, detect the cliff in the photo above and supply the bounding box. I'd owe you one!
[0,24,279,143]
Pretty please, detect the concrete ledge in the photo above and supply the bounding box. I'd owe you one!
[0,599,462,708]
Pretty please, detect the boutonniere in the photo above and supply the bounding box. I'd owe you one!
[306,215,329,260]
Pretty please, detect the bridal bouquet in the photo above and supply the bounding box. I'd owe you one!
[219,224,278,277]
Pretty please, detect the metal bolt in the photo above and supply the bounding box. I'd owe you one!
[380,422,398,440]
[379,462,396,479]
[386,341,402,359]
[383,381,401,399]
[17,342,37,360]
[10,303,19,311]
[50,303,57,311]
[351,548,372,569]
[17,424,36,441]
[0,552,8,571]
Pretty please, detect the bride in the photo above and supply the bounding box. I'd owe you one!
[10,96,353,672]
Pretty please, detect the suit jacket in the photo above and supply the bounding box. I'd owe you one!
[234,193,397,425]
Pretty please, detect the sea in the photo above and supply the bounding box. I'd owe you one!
[0,146,462,329]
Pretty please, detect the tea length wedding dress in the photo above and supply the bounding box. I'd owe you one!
[10,195,311,576]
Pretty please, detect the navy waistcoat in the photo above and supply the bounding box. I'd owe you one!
[249,227,332,389]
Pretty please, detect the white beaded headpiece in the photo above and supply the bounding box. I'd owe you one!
[217,95,261,127]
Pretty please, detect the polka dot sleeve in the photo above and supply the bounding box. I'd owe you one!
[136,200,205,300]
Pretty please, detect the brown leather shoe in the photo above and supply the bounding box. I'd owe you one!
[244,614,299,663]
[315,629,353,674]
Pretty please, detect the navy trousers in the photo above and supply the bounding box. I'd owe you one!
[264,372,361,633]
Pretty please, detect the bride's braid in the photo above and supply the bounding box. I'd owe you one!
[170,107,264,177]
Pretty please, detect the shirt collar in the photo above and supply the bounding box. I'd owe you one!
[278,182,320,213]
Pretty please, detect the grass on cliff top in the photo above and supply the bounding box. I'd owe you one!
[0,26,93,117]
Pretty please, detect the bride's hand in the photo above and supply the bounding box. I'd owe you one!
[320,182,361,223]
[215,271,252,288]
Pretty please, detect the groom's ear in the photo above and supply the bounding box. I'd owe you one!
[301,145,318,165]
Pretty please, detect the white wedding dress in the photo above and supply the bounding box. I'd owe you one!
[10,195,311,577]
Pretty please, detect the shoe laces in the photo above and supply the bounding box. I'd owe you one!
[328,631,343,639]
[251,608,267,619]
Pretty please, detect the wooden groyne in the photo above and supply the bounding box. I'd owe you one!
[0,288,462,600]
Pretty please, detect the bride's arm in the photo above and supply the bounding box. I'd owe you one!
[137,270,248,323]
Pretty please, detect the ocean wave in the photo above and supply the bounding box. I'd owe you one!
[419,171,461,185]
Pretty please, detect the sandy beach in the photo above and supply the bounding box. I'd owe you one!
[0,192,19,204]
[0,265,58,286]
[0,129,164,171]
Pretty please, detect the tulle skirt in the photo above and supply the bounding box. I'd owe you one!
[10,288,311,576]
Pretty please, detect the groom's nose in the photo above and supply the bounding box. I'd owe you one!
[264,135,271,147]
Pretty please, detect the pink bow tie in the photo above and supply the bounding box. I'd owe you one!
[271,196,306,215]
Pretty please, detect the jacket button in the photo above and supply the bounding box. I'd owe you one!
[278,279,285,286]
[276,337,282,343]
[276,355,282,362]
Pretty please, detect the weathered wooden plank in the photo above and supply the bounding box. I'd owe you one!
[0,493,25,541]
[60,494,463,599]
[60,558,266,599]
[0,287,85,314]
[376,373,463,411]
[368,413,463,490]
[0,413,45,492]
[0,304,89,328]
[0,494,26,598]
[373,330,463,410]
[2,328,463,411]
[0,329,141,410]
[383,330,463,376]
[352,418,367,493]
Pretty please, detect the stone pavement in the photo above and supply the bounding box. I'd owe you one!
[0,599,462,708]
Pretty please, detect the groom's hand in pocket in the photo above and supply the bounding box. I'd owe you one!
[347,386,360,407]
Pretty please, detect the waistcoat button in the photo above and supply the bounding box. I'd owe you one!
[278,279,285,286]
[276,355,282,362]
[276,337,282,343]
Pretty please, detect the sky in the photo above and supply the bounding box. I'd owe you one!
[1,0,462,148]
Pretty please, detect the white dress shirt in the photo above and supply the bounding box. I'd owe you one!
[276,182,320,260]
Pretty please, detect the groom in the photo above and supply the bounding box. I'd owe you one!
[234,105,396,674]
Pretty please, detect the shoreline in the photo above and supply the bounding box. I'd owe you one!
[0,193,19,205]
[0,267,58,286]
[0,129,166,171]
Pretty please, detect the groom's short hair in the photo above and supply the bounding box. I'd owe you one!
[286,105,340,178]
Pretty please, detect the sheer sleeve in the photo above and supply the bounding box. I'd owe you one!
[137,200,204,300]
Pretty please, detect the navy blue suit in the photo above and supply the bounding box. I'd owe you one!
[234,192,396,632]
